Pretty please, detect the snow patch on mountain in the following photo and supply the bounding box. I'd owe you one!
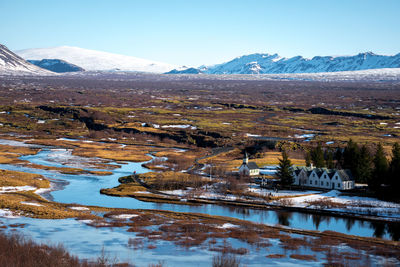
[0,44,54,75]
[16,46,178,73]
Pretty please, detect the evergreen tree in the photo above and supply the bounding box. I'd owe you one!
[389,142,400,189]
[325,149,335,169]
[311,143,325,168]
[335,147,344,168]
[370,143,389,191]
[305,151,311,167]
[277,150,294,186]
[357,145,373,184]
[343,139,360,176]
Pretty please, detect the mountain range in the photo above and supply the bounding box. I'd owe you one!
[1,43,400,78]
[167,52,400,74]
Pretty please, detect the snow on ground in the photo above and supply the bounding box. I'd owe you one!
[218,223,239,229]
[69,206,89,211]
[271,190,400,218]
[0,186,36,193]
[161,189,186,196]
[0,209,19,218]
[248,186,319,197]
[35,186,53,195]
[111,214,139,219]
[20,202,43,207]
[246,133,261,137]
[161,124,197,130]
[0,138,37,147]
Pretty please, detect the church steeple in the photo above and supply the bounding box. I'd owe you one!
[243,151,248,164]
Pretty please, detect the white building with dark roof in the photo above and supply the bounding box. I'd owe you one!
[292,166,354,190]
[238,152,260,176]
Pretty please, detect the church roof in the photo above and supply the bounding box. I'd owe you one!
[246,162,259,170]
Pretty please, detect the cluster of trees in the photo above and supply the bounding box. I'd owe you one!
[306,140,400,197]
[276,140,400,198]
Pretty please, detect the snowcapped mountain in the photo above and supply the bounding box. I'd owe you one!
[0,44,54,75]
[168,52,400,74]
[28,59,84,73]
[16,46,177,73]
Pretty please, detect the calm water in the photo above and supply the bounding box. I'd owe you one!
[0,148,397,241]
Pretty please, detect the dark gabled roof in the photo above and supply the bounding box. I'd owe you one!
[247,162,259,170]
[326,169,336,179]
[336,169,354,181]
[313,168,326,177]
[294,168,303,175]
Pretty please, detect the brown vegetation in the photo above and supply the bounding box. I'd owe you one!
[0,232,110,267]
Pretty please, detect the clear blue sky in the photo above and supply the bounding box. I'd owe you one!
[1,0,399,66]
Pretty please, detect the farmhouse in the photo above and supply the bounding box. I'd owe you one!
[238,152,259,176]
[292,166,355,190]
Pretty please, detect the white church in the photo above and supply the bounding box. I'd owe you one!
[238,152,260,176]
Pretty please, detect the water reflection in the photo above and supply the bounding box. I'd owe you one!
[276,211,292,226]
[370,221,400,241]
[0,148,398,240]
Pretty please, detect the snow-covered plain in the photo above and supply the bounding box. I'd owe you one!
[270,190,400,218]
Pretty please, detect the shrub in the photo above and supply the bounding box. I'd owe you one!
[212,253,241,267]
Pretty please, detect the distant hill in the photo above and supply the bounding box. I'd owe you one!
[167,52,400,74]
[166,67,202,74]
[28,59,84,73]
[0,44,54,75]
[16,46,179,73]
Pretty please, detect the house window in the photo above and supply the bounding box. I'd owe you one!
[327,182,329,186]
[310,181,312,185]
[338,183,340,188]
[335,176,338,180]
[321,181,324,186]
[315,181,317,185]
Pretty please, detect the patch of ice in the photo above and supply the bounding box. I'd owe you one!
[37,120,46,124]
